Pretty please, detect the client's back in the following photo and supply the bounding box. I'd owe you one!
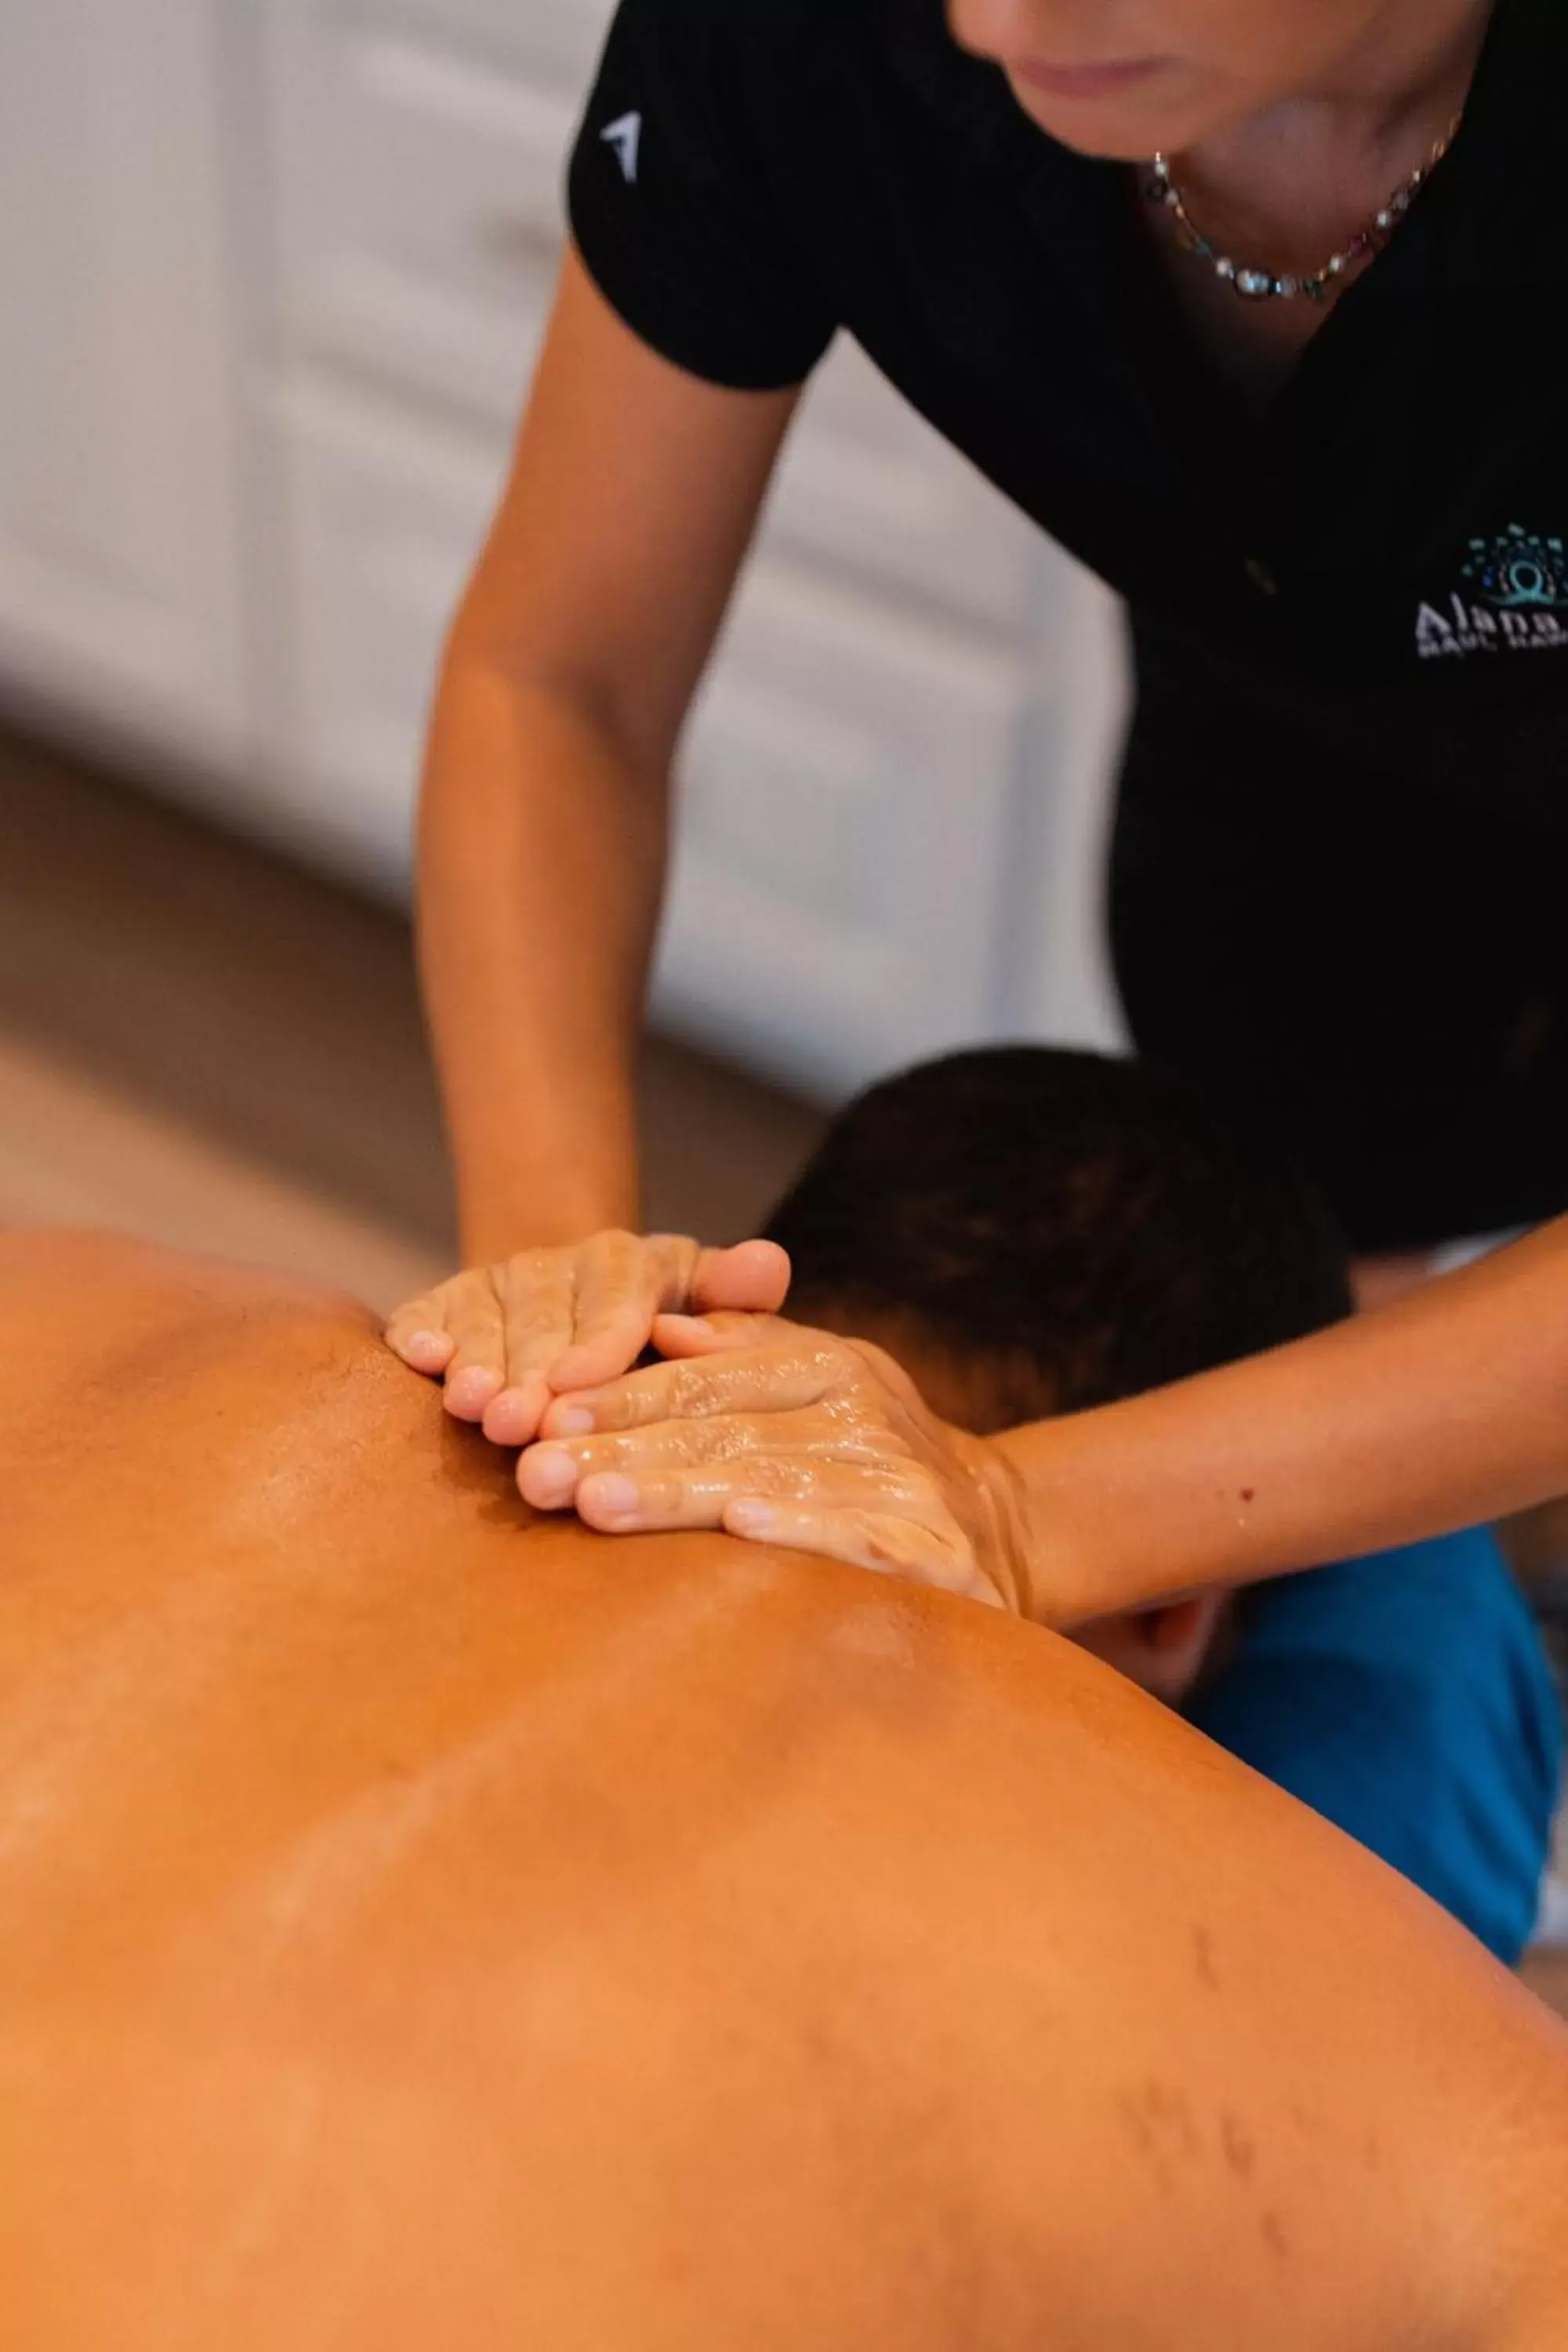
[2,1230,1566,2352]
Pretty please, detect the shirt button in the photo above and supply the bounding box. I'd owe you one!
[1244,556,1280,597]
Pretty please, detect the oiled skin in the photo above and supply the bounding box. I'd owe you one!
[1,1231,1565,2352]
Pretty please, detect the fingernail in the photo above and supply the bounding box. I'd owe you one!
[521,1446,580,1508]
[548,1404,595,1436]
[406,1329,448,1357]
[484,1388,535,1441]
[447,1367,500,1415]
[726,1502,775,1539]
[583,1472,639,1519]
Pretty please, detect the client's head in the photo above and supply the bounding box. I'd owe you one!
[762,1047,1354,1702]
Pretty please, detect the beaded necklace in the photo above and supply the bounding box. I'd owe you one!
[1145,113,1463,303]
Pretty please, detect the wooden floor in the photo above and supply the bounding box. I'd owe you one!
[2,720,1562,2016]
[0,725,824,1309]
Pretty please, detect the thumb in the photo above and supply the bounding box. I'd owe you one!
[650,1308,784,1359]
[689,1238,791,1315]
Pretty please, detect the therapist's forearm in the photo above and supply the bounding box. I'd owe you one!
[417,643,670,1262]
[1000,1216,1568,1622]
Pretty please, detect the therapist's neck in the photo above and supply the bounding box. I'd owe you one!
[1235,0,1493,149]
[1172,0,1494,250]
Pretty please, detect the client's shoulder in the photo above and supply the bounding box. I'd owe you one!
[0,1225,446,1521]
[0,1225,377,1355]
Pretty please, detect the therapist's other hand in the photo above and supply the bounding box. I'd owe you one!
[519,1314,1035,1616]
[384,1234,791,1448]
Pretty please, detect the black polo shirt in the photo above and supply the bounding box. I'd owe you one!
[568,0,1568,836]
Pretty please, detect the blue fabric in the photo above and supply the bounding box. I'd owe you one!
[1187,1530,1565,1965]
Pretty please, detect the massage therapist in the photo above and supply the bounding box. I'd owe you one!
[391,0,1568,1618]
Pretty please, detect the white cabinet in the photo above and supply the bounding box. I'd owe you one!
[383,0,612,90]
[262,3,573,431]
[248,0,1127,1089]
[0,0,249,770]
[0,0,1128,1098]
[264,376,508,892]
[661,568,1032,1093]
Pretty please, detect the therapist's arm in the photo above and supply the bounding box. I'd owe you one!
[521,1219,1568,1625]
[419,248,800,1261]
[1006,1214,1568,1618]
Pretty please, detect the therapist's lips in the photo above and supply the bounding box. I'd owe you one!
[1009,56,1165,100]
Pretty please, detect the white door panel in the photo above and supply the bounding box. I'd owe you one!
[263,8,571,427]
[0,0,247,764]
[266,379,507,892]
[662,565,1033,1096]
[340,0,615,94]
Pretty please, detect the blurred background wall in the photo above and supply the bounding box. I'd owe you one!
[0,0,1129,1121]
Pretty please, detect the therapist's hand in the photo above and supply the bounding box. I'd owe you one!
[518,1312,1036,1616]
[384,1234,791,1448]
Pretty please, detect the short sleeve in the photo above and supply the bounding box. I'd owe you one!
[567,0,837,391]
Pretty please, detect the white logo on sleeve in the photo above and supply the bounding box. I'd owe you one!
[601,111,642,183]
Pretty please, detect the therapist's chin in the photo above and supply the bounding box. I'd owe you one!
[999,60,1232,162]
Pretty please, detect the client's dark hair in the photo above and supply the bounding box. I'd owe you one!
[764,1047,1352,1428]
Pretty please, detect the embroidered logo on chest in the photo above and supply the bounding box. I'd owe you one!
[1416,524,1568,662]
